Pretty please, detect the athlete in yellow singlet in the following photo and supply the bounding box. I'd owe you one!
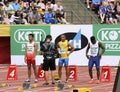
[57,34,75,83]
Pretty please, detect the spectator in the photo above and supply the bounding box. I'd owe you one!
[114,1,120,11]
[54,2,63,12]
[9,11,19,24]
[44,8,57,24]
[99,1,107,23]
[0,3,4,24]
[21,13,28,24]
[115,6,120,22]
[54,2,66,19]
[28,9,41,24]
[23,2,30,13]
[30,1,36,11]
[4,1,14,14]
[37,0,45,11]
[91,0,101,14]
[46,1,54,11]
[55,9,68,24]
[11,0,20,11]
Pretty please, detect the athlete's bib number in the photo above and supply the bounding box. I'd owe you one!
[59,48,66,54]
[91,48,97,54]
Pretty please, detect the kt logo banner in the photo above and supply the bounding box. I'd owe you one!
[10,26,50,55]
[55,30,88,51]
[93,25,120,56]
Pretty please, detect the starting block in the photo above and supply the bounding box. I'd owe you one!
[18,83,38,91]
[54,73,60,80]
[54,84,73,91]
[37,66,45,81]
[7,64,17,80]
[100,66,111,82]
[72,88,91,92]
[0,83,7,87]
[68,65,77,82]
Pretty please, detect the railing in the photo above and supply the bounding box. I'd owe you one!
[62,0,100,24]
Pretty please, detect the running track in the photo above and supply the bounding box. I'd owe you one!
[0,65,117,92]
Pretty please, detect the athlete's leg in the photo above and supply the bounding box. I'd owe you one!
[32,62,37,80]
[95,56,100,80]
[27,64,31,80]
[88,57,94,79]
[58,58,63,80]
[64,58,69,81]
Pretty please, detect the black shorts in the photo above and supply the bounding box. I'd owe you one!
[43,59,56,71]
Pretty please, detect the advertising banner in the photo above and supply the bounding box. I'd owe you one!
[51,25,93,66]
[93,25,120,66]
[11,25,50,65]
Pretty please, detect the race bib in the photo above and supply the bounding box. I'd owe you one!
[91,48,97,54]
[59,48,66,54]
[27,46,33,53]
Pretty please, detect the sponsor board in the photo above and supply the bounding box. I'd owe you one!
[51,25,92,66]
[93,25,120,56]
[11,25,50,65]
[11,25,50,55]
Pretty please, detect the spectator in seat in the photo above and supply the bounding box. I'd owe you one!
[46,1,54,11]
[37,0,45,11]
[55,9,68,24]
[11,0,20,11]
[54,2,63,12]
[0,3,4,24]
[99,1,107,23]
[54,2,66,19]
[23,2,30,13]
[44,8,57,24]
[114,1,120,12]
[29,9,41,24]
[115,6,120,22]
[91,0,101,14]
[4,1,14,14]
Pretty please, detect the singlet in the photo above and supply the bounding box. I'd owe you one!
[90,41,99,57]
[26,41,35,59]
[58,40,69,58]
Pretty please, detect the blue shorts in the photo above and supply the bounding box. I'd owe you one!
[58,58,69,66]
[88,55,100,69]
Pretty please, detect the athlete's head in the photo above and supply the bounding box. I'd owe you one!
[28,34,34,42]
[60,34,66,42]
[90,36,96,44]
[45,35,52,43]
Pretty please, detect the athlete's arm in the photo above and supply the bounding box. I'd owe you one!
[68,43,75,55]
[99,42,105,59]
[24,43,27,63]
[40,44,44,55]
[34,43,38,58]
[86,43,90,59]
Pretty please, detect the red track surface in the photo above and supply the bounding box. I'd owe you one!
[0,65,117,92]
